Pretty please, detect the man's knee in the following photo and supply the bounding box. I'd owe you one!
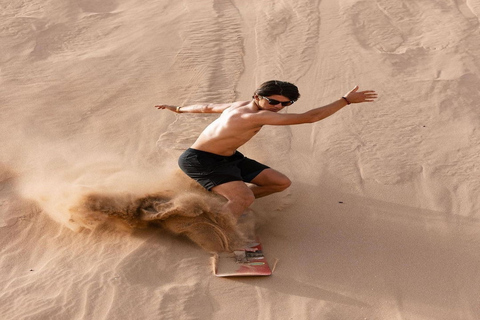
[214,183,255,208]
[236,190,255,208]
[275,176,291,191]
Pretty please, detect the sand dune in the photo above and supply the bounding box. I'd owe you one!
[1,0,480,318]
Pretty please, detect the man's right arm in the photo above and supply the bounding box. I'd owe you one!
[248,99,350,126]
[155,103,234,114]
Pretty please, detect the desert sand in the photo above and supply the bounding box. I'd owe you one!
[2,0,480,319]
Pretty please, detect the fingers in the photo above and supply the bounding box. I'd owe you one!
[365,92,378,98]
[346,87,378,103]
[359,89,377,96]
[361,91,378,102]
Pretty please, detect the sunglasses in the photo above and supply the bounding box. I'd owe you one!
[260,96,295,107]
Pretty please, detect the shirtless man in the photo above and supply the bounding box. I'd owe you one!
[155,80,377,221]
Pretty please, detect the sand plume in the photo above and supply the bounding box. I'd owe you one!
[71,188,249,252]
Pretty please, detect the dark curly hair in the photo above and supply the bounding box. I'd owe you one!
[253,80,300,102]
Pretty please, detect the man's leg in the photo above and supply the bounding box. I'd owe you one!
[249,168,291,198]
[211,181,255,220]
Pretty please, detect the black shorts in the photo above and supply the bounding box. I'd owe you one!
[178,148,270,191]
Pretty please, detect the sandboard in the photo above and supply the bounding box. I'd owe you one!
[213,239,272,277]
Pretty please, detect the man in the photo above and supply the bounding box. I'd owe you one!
[155,80,377,221]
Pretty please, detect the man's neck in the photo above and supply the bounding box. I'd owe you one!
[252,99,262,111]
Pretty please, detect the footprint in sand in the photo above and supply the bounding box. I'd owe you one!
[348,0,476,53]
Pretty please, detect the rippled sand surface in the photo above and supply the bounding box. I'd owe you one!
[2,0,480,319]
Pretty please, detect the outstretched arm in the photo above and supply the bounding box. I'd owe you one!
[154,102,233,114]
[302,86,377,122]
[247,86,377,125]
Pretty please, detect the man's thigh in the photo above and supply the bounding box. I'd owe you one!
[211,180,254,201]
[249,168,290,186]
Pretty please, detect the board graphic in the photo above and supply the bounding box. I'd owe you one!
[214,240,272,277]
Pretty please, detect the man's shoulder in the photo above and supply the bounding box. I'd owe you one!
[238,109,293,126]
[230,100,252,108]
[224,101,254,114]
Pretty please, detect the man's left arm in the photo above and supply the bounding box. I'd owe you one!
[247,86,377,126]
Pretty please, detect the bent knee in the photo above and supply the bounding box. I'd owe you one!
[227,190,255,208]
[276,176,291,191]
[240,192,255,207]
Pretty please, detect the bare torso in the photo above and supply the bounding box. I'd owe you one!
[190,100,262,156]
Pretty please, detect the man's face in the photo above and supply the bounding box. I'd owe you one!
[257,95,294,112]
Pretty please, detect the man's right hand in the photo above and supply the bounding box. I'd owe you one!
[155,105,178,112]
